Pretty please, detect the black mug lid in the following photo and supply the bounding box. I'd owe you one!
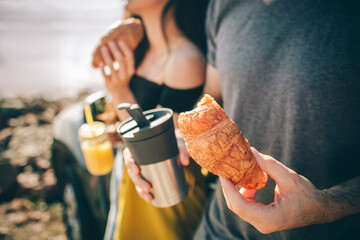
[118,107,174,141]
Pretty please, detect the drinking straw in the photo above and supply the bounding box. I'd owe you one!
[84,104,94,125]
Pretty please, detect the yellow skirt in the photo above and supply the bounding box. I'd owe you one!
[113,161,207,240]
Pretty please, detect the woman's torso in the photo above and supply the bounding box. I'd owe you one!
[131,39,206,112]
[114,38,208,240]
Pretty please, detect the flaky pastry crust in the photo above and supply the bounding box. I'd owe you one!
[178,95,266,190]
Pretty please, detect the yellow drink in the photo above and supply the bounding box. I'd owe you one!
[81,139,114,175]
[78,121,114,176]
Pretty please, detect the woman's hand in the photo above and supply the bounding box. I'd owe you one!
[220,148,327,234]
[123,147,154,202]
[99,40,135,99]
[123,132,191,203]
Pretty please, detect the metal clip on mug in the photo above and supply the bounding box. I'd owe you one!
[117,103,189,208]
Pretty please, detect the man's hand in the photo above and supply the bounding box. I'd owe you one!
[220,148,327,234]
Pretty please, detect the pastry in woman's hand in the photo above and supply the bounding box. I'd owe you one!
[178,94,267,190]
[92,17,144,68]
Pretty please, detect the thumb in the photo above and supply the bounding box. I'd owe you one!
[251,147,294,190]
[220,177,248,211]
[220,177,263,219]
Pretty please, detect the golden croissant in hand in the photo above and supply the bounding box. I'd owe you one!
[92,17,144,68]
[178,94,266,190]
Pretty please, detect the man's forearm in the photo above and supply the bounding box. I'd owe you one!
[320,176,360,223]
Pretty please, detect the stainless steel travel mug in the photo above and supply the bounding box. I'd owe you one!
[117,104,189,207]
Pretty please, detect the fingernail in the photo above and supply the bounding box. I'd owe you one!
[181,155,190,166]
[113,61,119,70]
[104,65,111,76]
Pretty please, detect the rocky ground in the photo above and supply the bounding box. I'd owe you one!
[0,91,90,240]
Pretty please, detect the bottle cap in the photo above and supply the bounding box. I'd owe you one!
[117,104,178,165]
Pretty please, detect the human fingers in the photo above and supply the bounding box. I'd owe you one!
[128,169,152,193]
[251,147,296,191]
[107,41,123,62]
[220,177,277,233]
[178,151,190,166]
[123,148,140,174]
[118,40,135,76]
[107,41,127,80]
[240,187,257,201]
[177,137,190,166]
[107,41,128,81]
[220,177,264,218]
[123,148,152,193]
[135,186,154,203]
[100,46,115,73]
[100,62,111,79]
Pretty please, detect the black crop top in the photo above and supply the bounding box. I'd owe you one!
[129,74,203,113]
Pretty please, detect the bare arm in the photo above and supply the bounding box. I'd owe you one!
[321,176,360,223]
[100,41,137,121]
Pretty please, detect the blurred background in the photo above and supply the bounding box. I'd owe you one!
[0,0,123,99]
[0,0,124,239]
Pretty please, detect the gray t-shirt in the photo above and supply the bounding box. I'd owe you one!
[195,0,360,239]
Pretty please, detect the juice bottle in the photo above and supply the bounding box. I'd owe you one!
[78,121,114,175]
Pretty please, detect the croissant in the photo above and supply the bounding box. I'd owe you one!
[92,17,144,68]
[178,95,266,190]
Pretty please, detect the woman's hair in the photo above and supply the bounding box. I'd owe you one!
[134,0,209,68]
